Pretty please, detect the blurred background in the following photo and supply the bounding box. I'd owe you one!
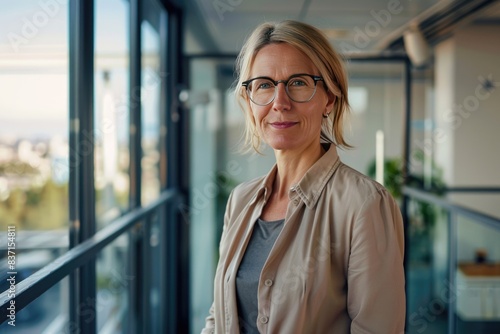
[0,0,499,333]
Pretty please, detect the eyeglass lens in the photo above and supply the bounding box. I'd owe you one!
[247,75,318,105]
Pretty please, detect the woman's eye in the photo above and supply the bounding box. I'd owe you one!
[257,82,273,90]
[290,79,306,87]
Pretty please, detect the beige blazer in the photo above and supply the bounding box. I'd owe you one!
[202,145,405,333]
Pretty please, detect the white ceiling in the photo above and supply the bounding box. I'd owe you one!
[184,0,500,55]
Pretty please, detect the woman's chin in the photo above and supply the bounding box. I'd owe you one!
[267,141,298,152]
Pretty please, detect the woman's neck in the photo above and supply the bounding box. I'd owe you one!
[272,144,325,200]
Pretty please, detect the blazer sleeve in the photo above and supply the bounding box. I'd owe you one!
[347,189,406,334]
[201,190,235,333]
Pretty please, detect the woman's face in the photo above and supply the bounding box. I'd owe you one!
[247,43,334,153]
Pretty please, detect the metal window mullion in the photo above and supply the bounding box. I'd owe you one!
[177,9,190,333]
[165,9,190,333]
[402,58,412,183]
[69,0,96,333]
[401,59,412,333]
[128,0,142,332]
[158,8,170,334]
[74,0,97,333]
[129,0,142,209]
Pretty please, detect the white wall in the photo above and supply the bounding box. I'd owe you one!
[453,24,500,189]
[433,23,500,261]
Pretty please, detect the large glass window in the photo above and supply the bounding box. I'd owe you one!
[94,0,130,228]
[0,1,179,332]
[140,0,163,206]
[0,1,69,233]
[94,0,132,332]
[0,5,70,331]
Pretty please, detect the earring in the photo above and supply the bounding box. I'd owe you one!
[322,113,330,118]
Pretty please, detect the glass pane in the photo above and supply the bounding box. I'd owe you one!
[94,0,130,229]
[456,214,500,334]
[342,61,405,182]
[0,2,69,235]
[96,234,131,333]
[451,193,500,219]
[0,277,69,332]
[148,212,162,331]
[187,56,271,332]
[408,67,436,187]
[140,5,162,206]
[406,198,449,333]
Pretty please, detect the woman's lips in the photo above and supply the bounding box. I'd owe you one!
[270,122,298,129]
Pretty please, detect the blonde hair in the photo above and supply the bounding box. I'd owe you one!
[235,20,351,153]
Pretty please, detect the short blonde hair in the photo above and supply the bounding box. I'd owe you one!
[235,20,351,153]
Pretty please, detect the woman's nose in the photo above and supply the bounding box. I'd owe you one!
[272,83,291,110]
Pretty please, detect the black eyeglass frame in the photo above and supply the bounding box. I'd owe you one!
[242,73,324,106]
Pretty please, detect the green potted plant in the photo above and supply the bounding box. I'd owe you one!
[367,150,446,263]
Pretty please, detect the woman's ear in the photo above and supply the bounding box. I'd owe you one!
[325,90,336,114]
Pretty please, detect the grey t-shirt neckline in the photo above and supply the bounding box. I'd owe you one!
[235,218,285,333]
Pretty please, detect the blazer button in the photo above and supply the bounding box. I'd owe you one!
[259,316,269,324]
[293,198,299,205]
[264,279,273,287]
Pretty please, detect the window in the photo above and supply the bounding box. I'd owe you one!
[0,1,69,331]
[94,0,130,227]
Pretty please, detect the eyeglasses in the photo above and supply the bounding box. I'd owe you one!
[242,73,324,106]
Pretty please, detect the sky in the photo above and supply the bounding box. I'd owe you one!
[0,0,136,139]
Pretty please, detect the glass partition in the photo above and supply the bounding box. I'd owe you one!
[342,61,406,178]
[406,198,449,333]
[404,191,500,334]
[454,213,500,334]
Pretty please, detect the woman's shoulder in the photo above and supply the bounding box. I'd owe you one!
[329,162,402,222]
[333,162,393,201]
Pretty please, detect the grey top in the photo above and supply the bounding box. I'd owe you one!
[235,218,285,334]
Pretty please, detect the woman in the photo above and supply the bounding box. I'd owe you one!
[202,20,405,334]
